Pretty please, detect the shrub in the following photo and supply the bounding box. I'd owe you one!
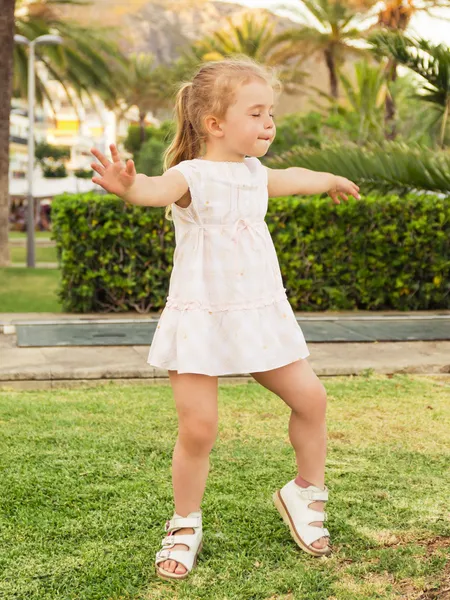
[50,191,450,313]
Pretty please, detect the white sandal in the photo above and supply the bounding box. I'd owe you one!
[155,510,203,580]
[273,479,332,557]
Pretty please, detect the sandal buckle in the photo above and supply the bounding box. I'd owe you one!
[157,549,171,559]
[297,489,314,500]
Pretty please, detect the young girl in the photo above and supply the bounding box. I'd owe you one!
[90,57,360,582]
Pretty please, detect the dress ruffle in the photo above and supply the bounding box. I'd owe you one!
[147,296,310,376]
[165,288,288,312]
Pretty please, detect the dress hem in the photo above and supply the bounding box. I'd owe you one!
[146,350,311,377]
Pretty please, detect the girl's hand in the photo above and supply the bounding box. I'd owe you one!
[328,176,360,204]
[90,143,136,197]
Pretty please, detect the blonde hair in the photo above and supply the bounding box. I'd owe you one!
[162,56,282,221]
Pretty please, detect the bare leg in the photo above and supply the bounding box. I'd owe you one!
[250,358,329,550]
[289,407,327,490]
[160,371,218,575]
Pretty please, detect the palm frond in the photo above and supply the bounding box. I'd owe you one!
[266,141,450,195]
[369,30,450,107]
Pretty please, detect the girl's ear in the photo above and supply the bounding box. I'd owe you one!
[204,115,224,138]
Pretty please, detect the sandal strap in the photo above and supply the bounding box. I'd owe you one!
[165,515,202,532]
[162,533,198,548]
[305,508,327,523]
[295,486,328,502]
[298,524,330,547]
[155,549,196,572]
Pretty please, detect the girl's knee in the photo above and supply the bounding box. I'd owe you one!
[179,418,218,454]
[295,380,327,420]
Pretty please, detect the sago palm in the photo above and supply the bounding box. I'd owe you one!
[337,61,388,143]
[266,141,450,194]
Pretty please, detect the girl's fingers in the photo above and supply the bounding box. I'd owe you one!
[91,163,104,175]
[90,147,110,168]
[341,193,349,202]
[126,159,135,175]
[110,143,121,163]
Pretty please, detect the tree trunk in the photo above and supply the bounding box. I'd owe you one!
[324,47,338,99]
[0,0,16,267]
[384,58,398,141]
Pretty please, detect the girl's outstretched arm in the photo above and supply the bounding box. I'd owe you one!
[122,170,189,207]
[90,144,188,207]
[266,166,360,204]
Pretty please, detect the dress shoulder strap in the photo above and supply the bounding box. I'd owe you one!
[165,159,200,187]
[244,156,268,186]
[165,160,202,210]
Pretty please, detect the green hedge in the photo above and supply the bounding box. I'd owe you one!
[50,192,450,313]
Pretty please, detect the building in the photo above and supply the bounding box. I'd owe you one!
[9,62,159,189]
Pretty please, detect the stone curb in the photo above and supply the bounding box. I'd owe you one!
[1,373,449,392]
[1,363,449,387]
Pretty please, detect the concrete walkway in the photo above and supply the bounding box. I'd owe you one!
[1,310,449,390]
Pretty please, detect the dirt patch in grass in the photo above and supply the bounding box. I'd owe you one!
[396,536,450,600]
[342,534,450,599]
[331,534,450,599]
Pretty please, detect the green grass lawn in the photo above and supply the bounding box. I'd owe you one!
[9,245,58,264]
[9,231,53,239]
[0,375,449,599]
[0,268,62,312]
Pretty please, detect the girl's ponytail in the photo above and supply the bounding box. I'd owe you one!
[163,83,202,221]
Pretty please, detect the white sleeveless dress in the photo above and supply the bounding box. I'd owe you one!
[147,157,310,375]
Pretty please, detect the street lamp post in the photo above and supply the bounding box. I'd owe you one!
[13,34,63,268]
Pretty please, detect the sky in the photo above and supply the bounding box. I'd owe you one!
[219,0,450,44]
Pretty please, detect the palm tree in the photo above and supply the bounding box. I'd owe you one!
[0,0,16,266]
[370,31,450,146]
[187,11,306,94]
[0,0,129,266]
[267,0,372,99]
[116,54,182,144]
[350,0,450,136]
[348,0,450,30]
[192,10,277,62]
[13,0,129,119]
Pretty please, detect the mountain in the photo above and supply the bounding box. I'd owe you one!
[59,0,295,65]
[56,0,340,112]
